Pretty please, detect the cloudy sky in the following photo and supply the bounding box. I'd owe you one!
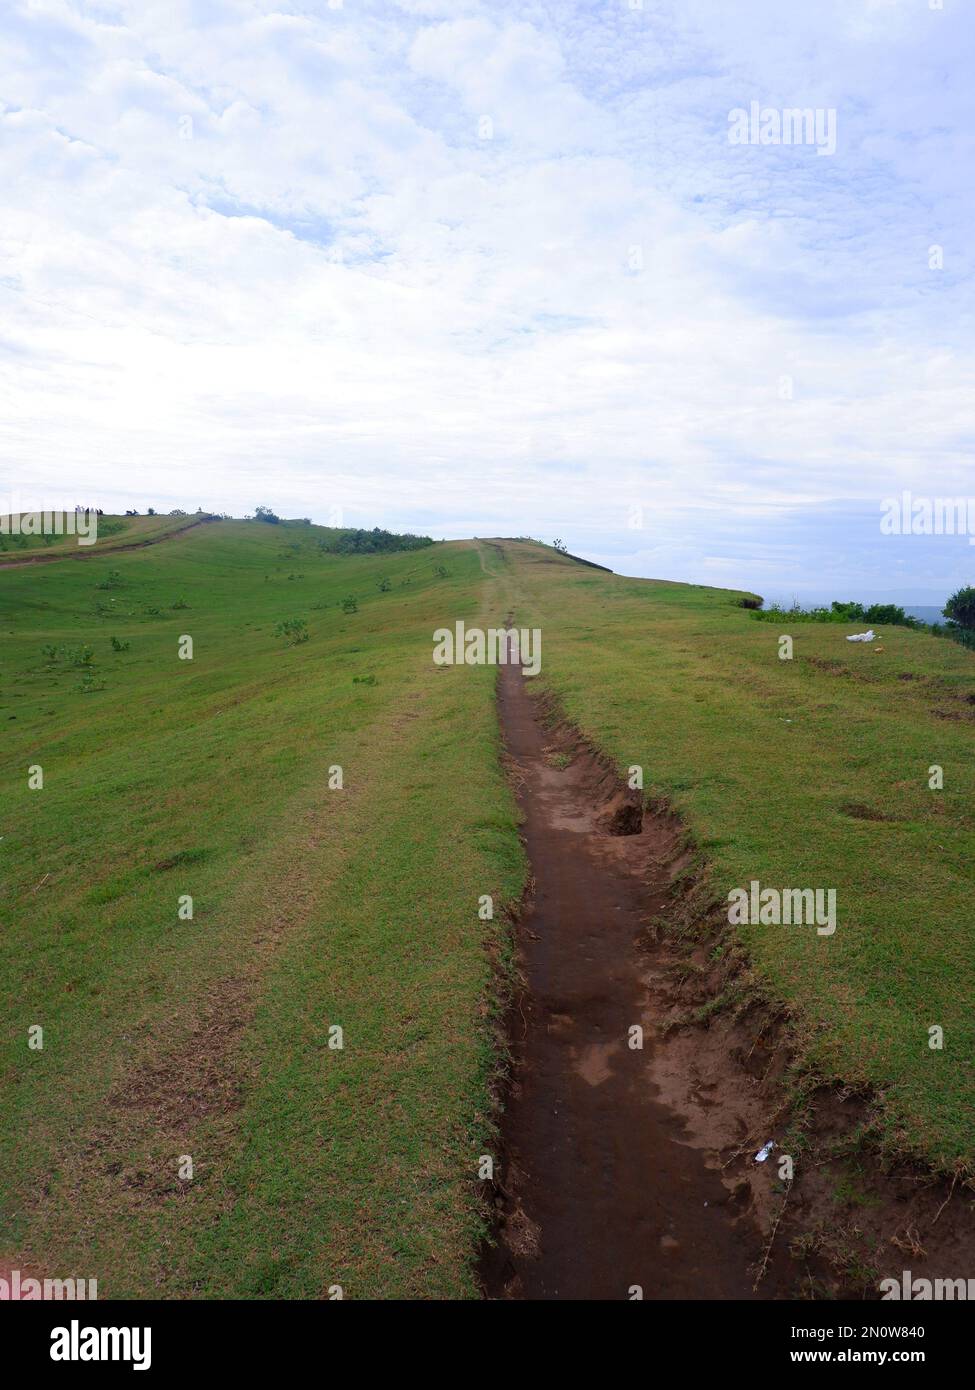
[2,0,973,600]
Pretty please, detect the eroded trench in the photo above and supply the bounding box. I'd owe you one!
[481,660,790,1301]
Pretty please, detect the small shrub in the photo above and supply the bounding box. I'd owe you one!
[171,598,189,610]
[77,667,105,694]
[110,636,130,652]
[341,595,358,614]
[96,569,123,590]
[274,617,309,645]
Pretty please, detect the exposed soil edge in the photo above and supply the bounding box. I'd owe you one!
[480,677,975,1300]
[472,673,530,1291]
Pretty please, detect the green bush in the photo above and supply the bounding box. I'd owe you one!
[944,585,975,631]
[274,617,308,645]
[77,667,105,694]
[864,603,910,626]
[329,527,433,555]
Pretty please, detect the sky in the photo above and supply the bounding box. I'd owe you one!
[2,0,973,602]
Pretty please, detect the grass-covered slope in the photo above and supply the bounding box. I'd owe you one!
[494,539,975,1168]
[1,521,523,1297]
[0,511,214,562]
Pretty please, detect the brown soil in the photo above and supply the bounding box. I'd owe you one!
[481,662,791,1299]
[481,663,975,1301]
[840,802,890,822]
[107,976,250,1129]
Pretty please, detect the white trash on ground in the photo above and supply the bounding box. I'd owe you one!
[846,630,875,643]
[754,1141,775,1163]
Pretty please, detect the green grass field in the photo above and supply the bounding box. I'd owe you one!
[0,521,523,1297]
[2,523,972,1299]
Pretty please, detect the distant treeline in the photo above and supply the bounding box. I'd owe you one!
[748,599,923,627]
[745,590,975,652]
[251,507,434,553]
[327,527,435,555]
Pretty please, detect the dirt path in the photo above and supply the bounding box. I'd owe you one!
[482,661,783,1300]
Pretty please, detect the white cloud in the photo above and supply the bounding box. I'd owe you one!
[1,0,973,594]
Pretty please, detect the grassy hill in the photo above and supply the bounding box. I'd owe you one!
[2,524,972,1298]
[0,511,216,562]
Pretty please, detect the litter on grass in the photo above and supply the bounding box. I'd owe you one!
[846,630,875,643]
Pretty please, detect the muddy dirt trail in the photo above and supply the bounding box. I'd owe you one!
[482,661,784,1301]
